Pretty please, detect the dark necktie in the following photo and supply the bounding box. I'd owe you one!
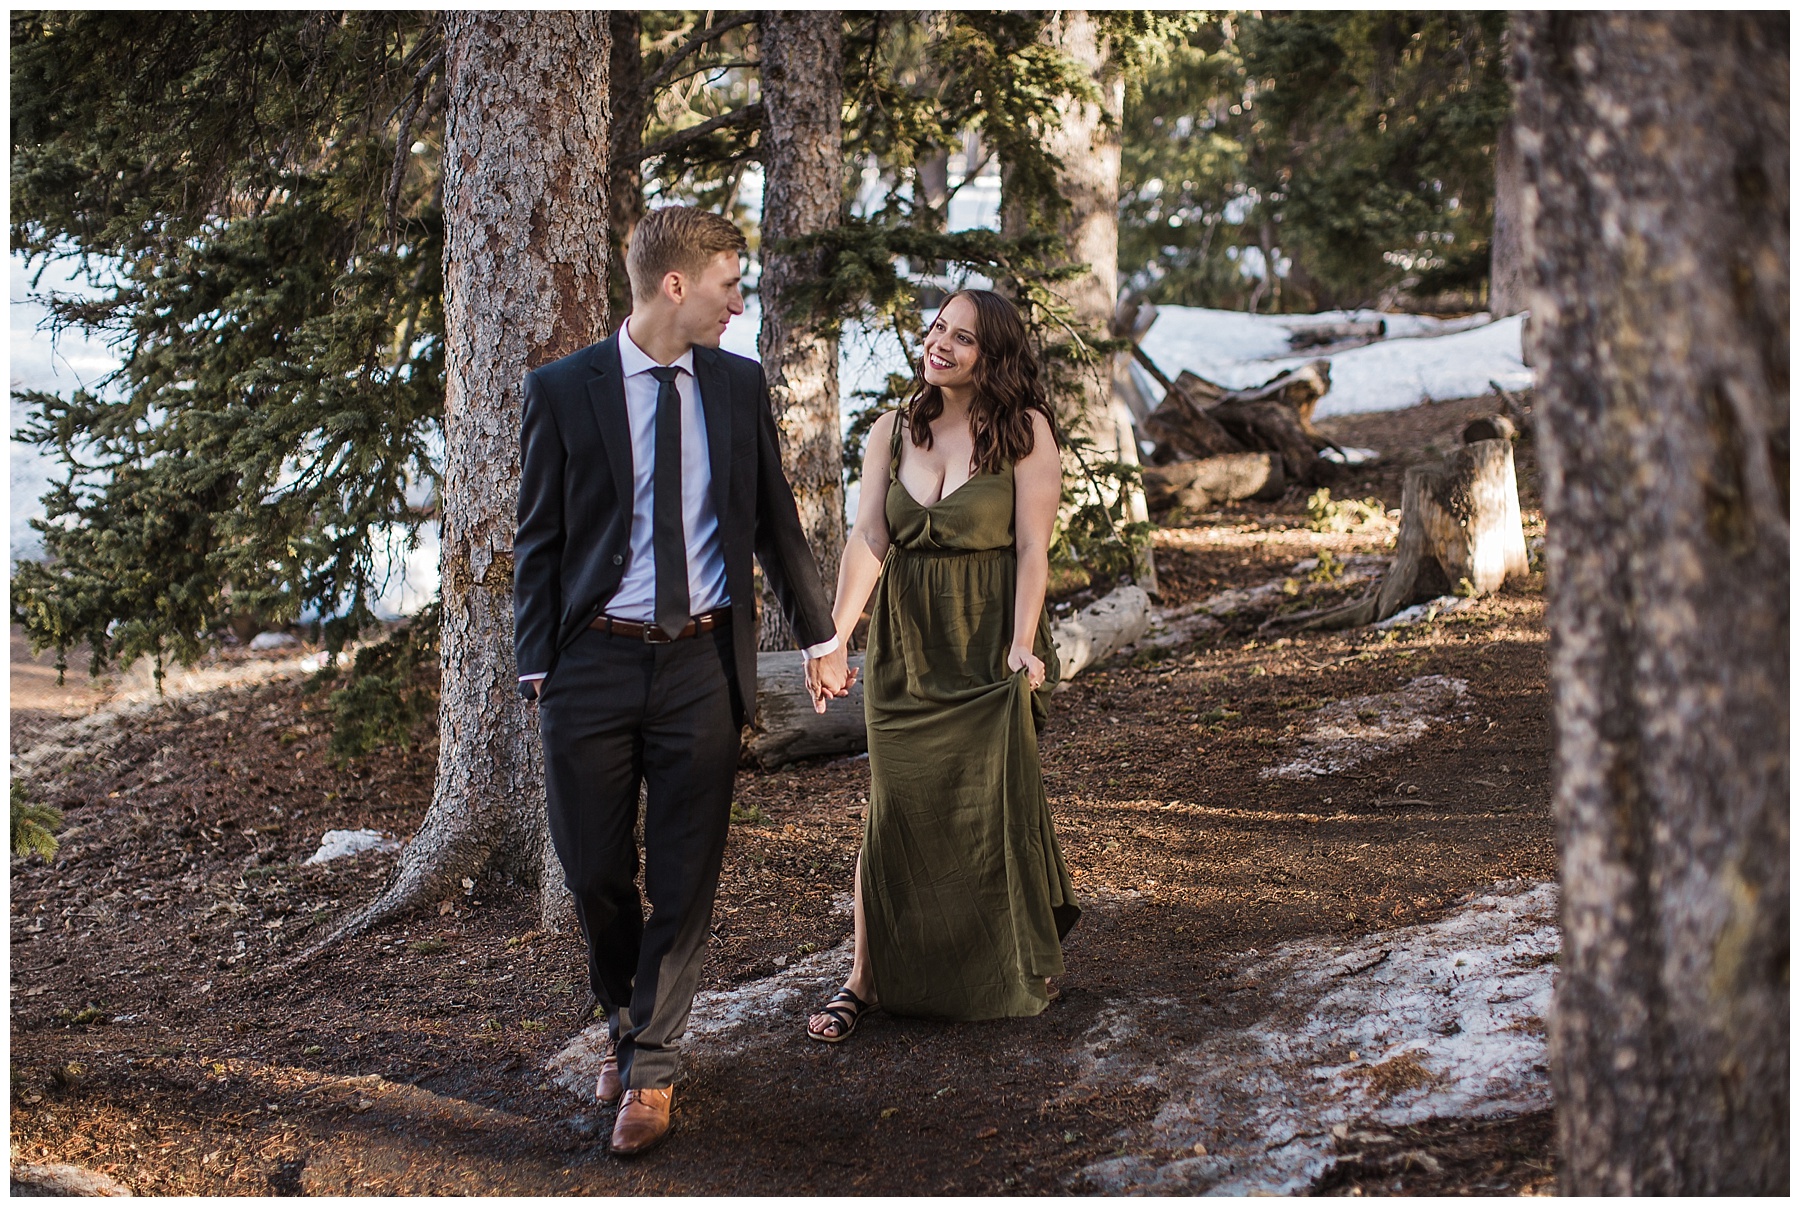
[647,365,691,637]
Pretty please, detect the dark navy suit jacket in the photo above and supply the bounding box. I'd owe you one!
[512,331,834,726]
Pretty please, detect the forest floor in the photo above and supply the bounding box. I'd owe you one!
[11,394,1560,1196]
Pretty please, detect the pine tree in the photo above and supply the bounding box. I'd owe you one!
[11,12,447,679]
[1118,12,1510,312]
[333,10,612,937]
[757,12,847,649]
[1515,11,1788,1191]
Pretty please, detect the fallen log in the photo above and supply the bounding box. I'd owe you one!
[1286,318,1386,349]
[1049,583,1153,679]
[745,652,869,768]
[1210,396,1336,486]
[1215,359,1333,425]
[1276,420,1530,632]
[746,583,1154,767]
[1132,348,1242,461]
[1141,452,1286,511]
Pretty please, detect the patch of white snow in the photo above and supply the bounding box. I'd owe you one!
[304,829,401,865]
[546,939,856,1096]
[1136,306,1531,418]
[1372,595,1477,631]
[1262,675,1469,779]
[1076,880,1559,1195]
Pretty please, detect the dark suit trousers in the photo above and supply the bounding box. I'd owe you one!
[539,624,741,1091]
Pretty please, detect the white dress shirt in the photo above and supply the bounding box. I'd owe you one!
[521,319,838,684]
[608,317,729,624]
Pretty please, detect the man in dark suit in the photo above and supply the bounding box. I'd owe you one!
[514,206,852,1157]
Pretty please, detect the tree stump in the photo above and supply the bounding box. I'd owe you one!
[1209,397,1333,486]
[1136,353,1339,484]
[1135,356,1242,460]
[1282,423,1529,631]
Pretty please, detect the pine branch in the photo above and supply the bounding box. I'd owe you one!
[637,102,764,164]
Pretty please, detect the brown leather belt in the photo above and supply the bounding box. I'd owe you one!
[589,608,728,643]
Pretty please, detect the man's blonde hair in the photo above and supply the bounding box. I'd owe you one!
[626,206,747,302]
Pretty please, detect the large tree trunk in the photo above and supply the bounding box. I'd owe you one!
[314,13,612,951]
[756,12,845,649]
[1515,12,1788,1194]
[606,10,644,336]
[1004,11,1155,591]
[1488,111,1529,320]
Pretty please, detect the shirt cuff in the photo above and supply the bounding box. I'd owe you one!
[519,673,548,682]
[800,635,841,662]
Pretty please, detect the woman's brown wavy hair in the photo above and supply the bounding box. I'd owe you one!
[903,289,1059,474]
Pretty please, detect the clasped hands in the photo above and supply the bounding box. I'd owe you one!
[805,645,858,714]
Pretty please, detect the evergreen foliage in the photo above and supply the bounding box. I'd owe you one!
[307,602,441,763]
[11,781,63,860]
[12,11,1512,756]
[11,11,445,682]
[1120,12,1509,312]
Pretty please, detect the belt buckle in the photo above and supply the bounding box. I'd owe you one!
[643,625,675,644]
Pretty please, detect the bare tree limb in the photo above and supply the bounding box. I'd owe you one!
[386,49,445,243]
[659,58,760,88]
[637,102,764,164]
[640,12,756,96]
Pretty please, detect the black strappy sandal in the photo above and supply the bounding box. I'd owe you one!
[807,986,874,1044]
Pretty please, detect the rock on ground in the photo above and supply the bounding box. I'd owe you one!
[11,1162,134,1196]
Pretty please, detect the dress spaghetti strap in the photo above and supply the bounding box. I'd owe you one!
[888,408,906,481]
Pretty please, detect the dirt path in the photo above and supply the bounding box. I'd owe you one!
[10,396,1559,1195]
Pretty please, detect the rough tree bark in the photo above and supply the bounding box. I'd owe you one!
[1004,11,1155,592]
[606,10,644,336]
[311,12,613,951]
[756,11,846,649]
[1488,111,1529,320]
[1515,12,1788,1194]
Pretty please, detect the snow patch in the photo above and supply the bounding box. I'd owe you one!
[303,829,401,865]
[1136,306,1531,417]
[1372,595,1477,631]
[1262,675,1469,779]
[546,939,856,1096]
[1076,880,1559,1195]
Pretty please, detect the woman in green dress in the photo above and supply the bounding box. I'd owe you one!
[805,289,1080,1041]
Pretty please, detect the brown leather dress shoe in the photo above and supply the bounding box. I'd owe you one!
[595,1048,622,1105]
[609,1087,674,1157]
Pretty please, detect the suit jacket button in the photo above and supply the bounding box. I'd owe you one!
[611,554,624,566]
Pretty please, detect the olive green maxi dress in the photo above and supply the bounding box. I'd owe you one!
[861,417,1080,1020]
